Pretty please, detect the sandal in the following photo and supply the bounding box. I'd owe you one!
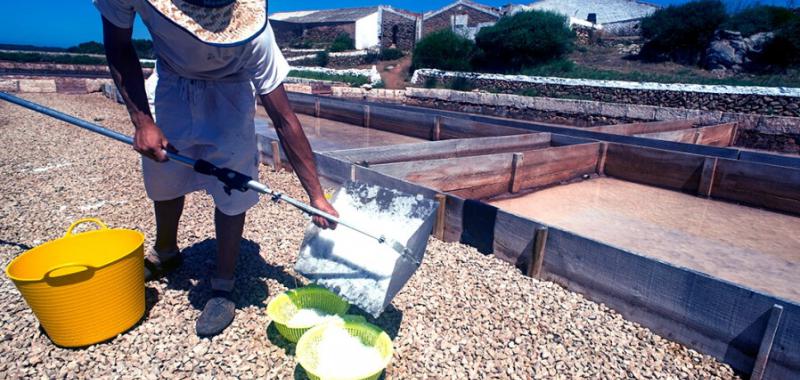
[196,290,236,337]
[143,248,182,282]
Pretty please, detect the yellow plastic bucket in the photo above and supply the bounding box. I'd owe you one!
[5,218,145,347]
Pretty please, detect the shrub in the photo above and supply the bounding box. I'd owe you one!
[315,51,329,67]
[62,40,154,59]
[329,33,355,52]
[423,77,439,88]
[66,41,105,55]
[519,58,576,76]
[131,39,155,59]
[640,0,727,64]
[448,77,475,91]
[291,40,312,49]
[364,50,380,64]
[760,18,800,67]
[474,10,575,72]
[0,51,106,65]
[412,30,475,71]
[379,48,404,61]
[723,5,798,36]
[288,70,369,87]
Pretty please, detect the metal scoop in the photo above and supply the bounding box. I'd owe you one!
[295,181,438,317]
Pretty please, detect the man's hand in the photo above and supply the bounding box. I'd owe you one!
[311,197,338,230]
[134,121,172,162]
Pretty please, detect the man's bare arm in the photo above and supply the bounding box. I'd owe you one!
[260,85,338,229]
[102,16,170,161]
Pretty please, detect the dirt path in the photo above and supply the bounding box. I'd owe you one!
[378,56,412,89]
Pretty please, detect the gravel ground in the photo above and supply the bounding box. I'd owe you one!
[0,93,738,379]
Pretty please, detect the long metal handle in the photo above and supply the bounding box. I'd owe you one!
[0,91,389,245]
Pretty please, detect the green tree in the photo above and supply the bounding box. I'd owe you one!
[329,33,355,52]
[723,5,798,36]
[411,29,475,71]
[65,40,156,59]
[474,10,575,72]
[132,39,155,59]
[640,0,728,64]
[66,41,105,55]
[760,17,800,67]
[315,51,330,67]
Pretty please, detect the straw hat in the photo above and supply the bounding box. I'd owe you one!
[145,0,267,46]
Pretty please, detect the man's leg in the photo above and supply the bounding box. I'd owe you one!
[154,196,185,252]
[144,197,185,281]
[213,208,246,281]
[196,208,245,337]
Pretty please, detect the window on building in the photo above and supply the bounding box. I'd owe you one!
[453,14,469,30]
[392,25,399,46]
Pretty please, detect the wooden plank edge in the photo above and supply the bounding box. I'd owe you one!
[270,141,281,172]
[509,152,524,193]
[434,193,447,240]
[751,304,784,380]
[697,157,718,197]
[527,226,548,278]
[597,142,609,175]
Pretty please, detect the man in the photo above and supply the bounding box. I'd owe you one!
[94,0,338,337]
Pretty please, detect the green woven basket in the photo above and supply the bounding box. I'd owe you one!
[296,319,393,380]
[266,285,350,343]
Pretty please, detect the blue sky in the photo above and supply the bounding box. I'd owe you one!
[0,0,791,47]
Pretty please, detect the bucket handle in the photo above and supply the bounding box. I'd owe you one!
[44,263,94,280]
[64,218,108,237]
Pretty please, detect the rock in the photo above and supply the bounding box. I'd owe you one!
[704,29,775,72]
[18,79,57,93]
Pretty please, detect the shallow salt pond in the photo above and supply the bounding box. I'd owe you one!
[490,177,800,302]
[255,113,423,152]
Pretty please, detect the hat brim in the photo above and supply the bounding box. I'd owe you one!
[145,0,267,47]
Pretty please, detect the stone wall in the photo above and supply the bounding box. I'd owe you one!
[573,25,600,46]
[0,76,113,94]
[380,11,417,51]
[271,20,305,47]
[281,48,325,58]
[271,21,356,49]
[0,61,153,78]
[401,88,800,153]
[602,19,643,37]
[422,5,498,37]
[289,66,382,86]
[331,86,407,102]
[412,69,800,117]
[286,51,372,69]
[305,23,356,45]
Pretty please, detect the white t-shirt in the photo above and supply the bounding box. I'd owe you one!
[93,0,289,94]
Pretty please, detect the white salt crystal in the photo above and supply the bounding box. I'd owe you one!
[296,184,426,315]
[312,326,384,378]
[287,308,332,327]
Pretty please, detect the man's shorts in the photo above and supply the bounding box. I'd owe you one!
[142,68,260,216]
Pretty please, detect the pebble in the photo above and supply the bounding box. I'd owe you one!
[0,94,739,379]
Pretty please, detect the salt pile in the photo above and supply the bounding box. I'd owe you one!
[287,308,332,327]
[312,325,384,378]
[296,183,427,316]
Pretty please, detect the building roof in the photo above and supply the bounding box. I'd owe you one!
[270,7,380,23]
[424,0,501,20]
[527,0,658,25]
